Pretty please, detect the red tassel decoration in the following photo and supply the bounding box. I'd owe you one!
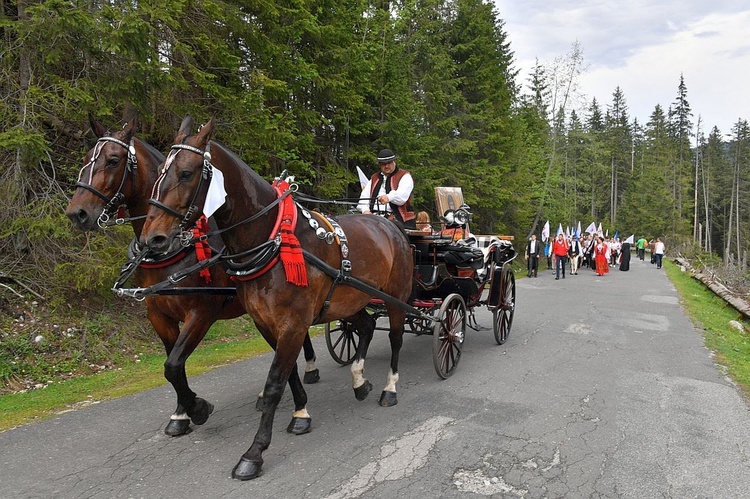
[192,216,212,284]
[277,181,308,287]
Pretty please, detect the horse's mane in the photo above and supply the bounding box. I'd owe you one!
[102,127,165,164]
[209,139,268,185]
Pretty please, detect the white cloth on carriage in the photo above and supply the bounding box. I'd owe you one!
[475,236,505,279]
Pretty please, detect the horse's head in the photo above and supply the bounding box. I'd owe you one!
[141,115,216,255]
[65,116,138,231]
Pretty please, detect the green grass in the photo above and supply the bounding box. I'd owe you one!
[0,319,278,432]
[665,260,750,398]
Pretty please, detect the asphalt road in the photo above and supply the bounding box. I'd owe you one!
[2,256,749,498]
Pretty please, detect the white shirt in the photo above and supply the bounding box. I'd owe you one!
[358,172,414,213]
[654,241,665,254]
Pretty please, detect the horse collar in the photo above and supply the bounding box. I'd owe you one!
[223,183,293,281]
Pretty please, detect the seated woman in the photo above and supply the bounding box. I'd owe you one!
[416,211,433,234]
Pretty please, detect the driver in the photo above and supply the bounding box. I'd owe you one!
[358,149,416,229]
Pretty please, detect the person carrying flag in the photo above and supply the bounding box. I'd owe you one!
[568,235,582,275]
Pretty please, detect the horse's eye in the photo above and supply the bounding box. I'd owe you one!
[106,157,121,168]
[178,170,193,181]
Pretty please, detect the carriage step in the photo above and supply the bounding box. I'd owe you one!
[368,298,439,309]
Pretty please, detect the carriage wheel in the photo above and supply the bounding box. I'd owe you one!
[324,320,359,365]
[432,293,467,379]
[493,264,516,345]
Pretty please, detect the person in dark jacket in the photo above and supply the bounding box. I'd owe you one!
[619,242,631,271]
[525,234,541,277]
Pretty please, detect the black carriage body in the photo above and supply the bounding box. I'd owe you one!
[409,234,486,307]
[326,230,517,378]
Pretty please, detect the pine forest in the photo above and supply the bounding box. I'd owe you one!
[1,0,749,302]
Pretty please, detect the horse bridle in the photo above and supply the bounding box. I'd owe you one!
[148,141,292,250]
[75,136,138,228]
[149,142,214,243]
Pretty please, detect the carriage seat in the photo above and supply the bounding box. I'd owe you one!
[439,243,485,270]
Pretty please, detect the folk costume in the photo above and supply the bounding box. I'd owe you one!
[609,239,621,267]
[594,241,610,276]
[568,237,582,275]
[525,237,541,277]
[358,149,416,229]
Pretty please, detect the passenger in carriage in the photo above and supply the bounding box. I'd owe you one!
[415,211,433,234]
[358,148,416,229]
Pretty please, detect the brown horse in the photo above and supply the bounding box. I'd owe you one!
[140,116,414,480]
[65,116,321,437]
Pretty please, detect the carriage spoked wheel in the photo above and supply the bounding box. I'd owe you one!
[493,264,516,345]
[324,320,360,365]
[432,293,467,379]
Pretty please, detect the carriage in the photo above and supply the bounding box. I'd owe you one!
[324,204,517,379]
[76,115,519,479]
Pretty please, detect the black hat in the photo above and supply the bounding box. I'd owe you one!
[377,149,396,163]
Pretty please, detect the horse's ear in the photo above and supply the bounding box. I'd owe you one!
[122,103,137,125]
[176,115,194,141]
[121,117,137,140]
[194,116,215,147]
[89,113,107,139]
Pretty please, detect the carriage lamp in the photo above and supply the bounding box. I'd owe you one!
[453,207,472,226]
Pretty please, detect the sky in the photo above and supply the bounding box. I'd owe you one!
[495,0,750,138]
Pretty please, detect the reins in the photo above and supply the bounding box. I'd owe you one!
[118,137,362,298]
[148,141,295,251]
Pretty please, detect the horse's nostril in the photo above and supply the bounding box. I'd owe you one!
[66,208,89,226]
[147,234,169,252]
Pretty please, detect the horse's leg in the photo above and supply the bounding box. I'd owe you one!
[347,308,376,401]
[379,305,406,407]
[255,357,311,435]
[302,333,320,384]
[233,329,307,481]
[157,311,214,435]
[256,333,316,411]
[285,365,312,434]
[147,310,191,436]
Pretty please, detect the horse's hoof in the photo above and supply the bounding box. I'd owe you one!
[354,380,372,401]
[256,395,264,412]
[379,390,398,407]
[164,419,192,436]
[287,417,312,435]
[190,397,214,426]
[232,457,263,481]
[303,369,320,384]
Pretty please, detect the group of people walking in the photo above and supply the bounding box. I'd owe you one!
[525,232,665,279]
